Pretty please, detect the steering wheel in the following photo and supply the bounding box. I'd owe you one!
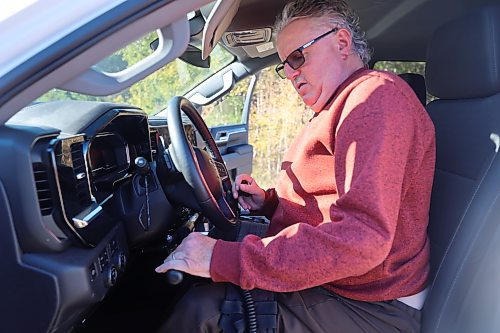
[165,96,239,240]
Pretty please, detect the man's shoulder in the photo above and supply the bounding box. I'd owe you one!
[337,69,430,129]
[342,69,403,100]
[352,69,403,88]
[348,69,421,106]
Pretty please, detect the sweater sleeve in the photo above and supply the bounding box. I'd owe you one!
[210,78,418,292]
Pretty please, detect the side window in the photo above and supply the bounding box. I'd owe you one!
[373,61,435,103]
[201,76,254,127]
[248,67,310,189]
[39,34,234,115]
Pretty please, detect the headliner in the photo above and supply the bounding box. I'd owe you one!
[226,0,500,62]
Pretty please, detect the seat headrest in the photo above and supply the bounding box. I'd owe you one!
[425,6,500,99]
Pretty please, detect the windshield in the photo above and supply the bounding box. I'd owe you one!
[37,32,234,114]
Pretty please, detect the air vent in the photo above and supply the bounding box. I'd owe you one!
[71,142,92,207]
[33,162,53,215]
[150,130,159,159]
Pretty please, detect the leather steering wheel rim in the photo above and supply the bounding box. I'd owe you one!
[166,96,238,236]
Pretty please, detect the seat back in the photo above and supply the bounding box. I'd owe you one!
[422,6,500,333]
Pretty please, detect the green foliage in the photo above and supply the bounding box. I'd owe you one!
[247,68,310,189]
[202,95,244,126]
[374,61,425,75]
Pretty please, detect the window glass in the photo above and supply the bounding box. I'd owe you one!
[247,67,310,189]
[93,32,156,73]
[374,61,425,76]
[201,76,254,127]
[37,36,234,115]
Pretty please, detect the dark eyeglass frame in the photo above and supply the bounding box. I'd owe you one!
[275,27,339,79]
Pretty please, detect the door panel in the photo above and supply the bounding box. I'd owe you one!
[203,75,257,181]
[211,124,252,179]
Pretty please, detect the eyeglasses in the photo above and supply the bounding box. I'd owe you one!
[275,27,339,79]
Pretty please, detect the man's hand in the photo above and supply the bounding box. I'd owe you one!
[155,232,217,278]
[232,174,266,211]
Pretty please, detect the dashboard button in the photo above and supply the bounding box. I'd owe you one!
[89,263,98,282]
[110,238,118,254]
[98,250,109,271]
[105,266,118,287]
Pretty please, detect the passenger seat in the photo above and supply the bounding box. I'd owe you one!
[421,5,500,333]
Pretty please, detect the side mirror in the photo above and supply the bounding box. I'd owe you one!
[150,40,210,68]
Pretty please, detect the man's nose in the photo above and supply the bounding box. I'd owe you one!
[284,63,300,80]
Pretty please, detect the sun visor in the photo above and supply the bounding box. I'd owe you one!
[201,0,241,60]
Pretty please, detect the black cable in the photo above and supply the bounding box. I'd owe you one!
[241,289,257,333]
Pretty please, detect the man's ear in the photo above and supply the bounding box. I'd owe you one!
[336,28,352,56]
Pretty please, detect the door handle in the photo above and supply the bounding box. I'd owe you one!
[189,71,234,105]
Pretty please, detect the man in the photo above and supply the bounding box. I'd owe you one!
[156,0,435,332]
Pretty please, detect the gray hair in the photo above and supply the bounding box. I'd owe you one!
[274,0,372,65]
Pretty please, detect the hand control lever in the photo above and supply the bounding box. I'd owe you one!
[238,180,251,197]
[135,156,150,175]
[166,270,184,285]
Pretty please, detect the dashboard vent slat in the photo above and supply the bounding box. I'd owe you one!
[33,163,53,215]
[71,142,92,207]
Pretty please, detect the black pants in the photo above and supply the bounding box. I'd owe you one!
[157,282,421,333]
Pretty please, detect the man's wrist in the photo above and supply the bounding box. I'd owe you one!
[250,188,279,219]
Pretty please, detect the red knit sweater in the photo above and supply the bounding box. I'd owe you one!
[210,69,436,302]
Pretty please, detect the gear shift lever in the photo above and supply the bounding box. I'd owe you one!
[135,156,149,175]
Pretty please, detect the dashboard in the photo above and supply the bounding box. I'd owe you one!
[3,101,197,332]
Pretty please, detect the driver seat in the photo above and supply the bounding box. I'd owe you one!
[421,6,500,333]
